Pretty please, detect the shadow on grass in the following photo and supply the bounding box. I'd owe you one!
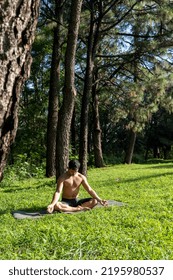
[1,181,54,193]
[0,210,8,215]
[145,159,173,164]
[121,171,173,184]
[104,171,173,186]
[14,206,47,213]
[149,164,173,169]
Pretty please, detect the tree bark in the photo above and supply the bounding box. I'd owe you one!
[71,106,77,155]
[56,0,83,178]
[46,0,63,177]
[0,0,40,181]
[79,2,100,175]
[124,22,139,165]
[92,80,104,167]
[124,130,136,164]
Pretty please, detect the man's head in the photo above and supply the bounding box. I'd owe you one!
[68,159,80,173]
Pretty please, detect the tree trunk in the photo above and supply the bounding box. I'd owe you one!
[71,107,77,155]
[153,146,160,158]
[46,0,63,177]
[79,2,100,175]
[0,0,40,181]
[56,0,83,178]
[124,130,136,164]
[124,22,138,165]
[79,19,94,175]
[92,91,104,167]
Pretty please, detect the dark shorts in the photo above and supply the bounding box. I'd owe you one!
[61,197,92,207]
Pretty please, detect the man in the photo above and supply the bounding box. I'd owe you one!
[47,159,107,213]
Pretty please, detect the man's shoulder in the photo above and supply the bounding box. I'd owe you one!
[77,172,86,180]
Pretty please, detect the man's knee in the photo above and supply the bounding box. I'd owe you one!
[91,198,98,208]
[54,202,64,211]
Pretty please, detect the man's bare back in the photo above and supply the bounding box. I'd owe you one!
[47,160,107,213]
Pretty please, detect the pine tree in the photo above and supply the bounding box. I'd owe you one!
[0,0,40,181]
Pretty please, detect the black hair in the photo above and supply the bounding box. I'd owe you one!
[68,159,80,170]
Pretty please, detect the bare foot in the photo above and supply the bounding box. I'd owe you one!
[76,206,91,211]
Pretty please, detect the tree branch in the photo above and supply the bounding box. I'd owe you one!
[101,1,141,33]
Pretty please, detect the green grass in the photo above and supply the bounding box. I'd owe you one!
[0,163,173,260]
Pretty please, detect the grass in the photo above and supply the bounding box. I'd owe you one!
[0,162,173,260]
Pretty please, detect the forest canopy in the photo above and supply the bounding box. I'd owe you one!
[1,0,173,179]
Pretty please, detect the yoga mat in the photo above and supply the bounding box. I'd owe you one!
[12,200,125,219]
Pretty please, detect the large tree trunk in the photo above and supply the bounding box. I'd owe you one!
[56,0,83,178]
[46,0,63,177]
[0,0,40,181]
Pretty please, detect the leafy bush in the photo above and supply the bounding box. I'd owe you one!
[3,155,45,181]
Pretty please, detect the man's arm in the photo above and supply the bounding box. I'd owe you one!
[81,175,107,206]
[47,180,63,213]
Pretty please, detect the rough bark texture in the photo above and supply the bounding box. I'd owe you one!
[46,0,63,177]
[56,0,83,178]
[92,82,104,168]
[0,0,40,181]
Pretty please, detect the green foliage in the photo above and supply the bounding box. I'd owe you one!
[3,155,45,182]
[0,163,173,260]
[7,0,173,167]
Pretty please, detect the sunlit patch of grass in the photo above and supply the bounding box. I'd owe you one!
[0,163,173,259]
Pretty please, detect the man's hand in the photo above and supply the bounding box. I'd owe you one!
[47,204,54,214]
[98,199,108,206]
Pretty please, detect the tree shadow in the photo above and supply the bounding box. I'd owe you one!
[101,170,173,186]
[0,210,8,215]
[149,164,173,169]
[1,181,54,193]
[120,171,173,184]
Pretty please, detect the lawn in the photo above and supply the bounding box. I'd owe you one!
[0,162,173,260]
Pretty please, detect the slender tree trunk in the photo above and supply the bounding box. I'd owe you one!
[46,0,63,177]
[153,145,160,158]
[92,76,104,167]
[56,0,83,178]
[79,14,94,175]
[79,2,100,175]
[71,107,77,155]
[124,22,139,165]
[124,130,136,164]
[88,110,93,156]
[0,0,40,181]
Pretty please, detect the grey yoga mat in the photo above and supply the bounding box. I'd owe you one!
[12,200,125,219]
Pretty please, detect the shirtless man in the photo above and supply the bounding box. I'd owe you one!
[47,159,107,213]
